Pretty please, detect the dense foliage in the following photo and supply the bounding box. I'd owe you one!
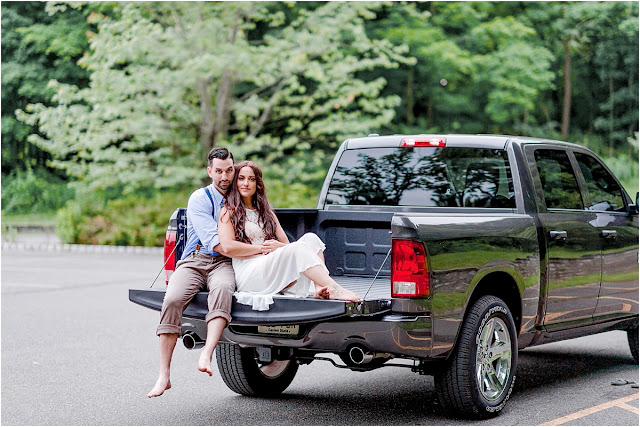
[3,1,638,245]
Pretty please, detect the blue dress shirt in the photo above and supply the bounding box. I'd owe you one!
[181,184,226,259]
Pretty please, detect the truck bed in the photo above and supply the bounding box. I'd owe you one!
[333,275,390,300]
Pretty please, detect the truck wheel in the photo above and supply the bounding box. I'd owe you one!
[215,343,298,397]
[627,328,639,364]
[434,295,517,418]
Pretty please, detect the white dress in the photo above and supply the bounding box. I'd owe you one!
[232,208,328,311]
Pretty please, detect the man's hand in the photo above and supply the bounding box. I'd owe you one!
[261,239,286,255]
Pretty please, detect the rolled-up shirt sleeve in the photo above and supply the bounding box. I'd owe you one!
[187,190,221,253]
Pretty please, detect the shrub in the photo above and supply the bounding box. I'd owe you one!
[1,169,74,214]
[601,154,639,197]
[56,188,191,246]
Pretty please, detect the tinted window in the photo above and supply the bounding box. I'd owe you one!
[574,152,625,212]
[325,147,515,208]
[533,149,583,210]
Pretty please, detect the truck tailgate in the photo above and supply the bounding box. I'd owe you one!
[129,276,390,326]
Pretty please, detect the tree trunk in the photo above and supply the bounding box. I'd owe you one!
[609,76,614,156]
[561,38,571,139]
[212,68,236,146]
[197,79,216,154]
[406,68,414,126]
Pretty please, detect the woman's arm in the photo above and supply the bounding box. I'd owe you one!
[261,211,290,254]
[217,207,263,257]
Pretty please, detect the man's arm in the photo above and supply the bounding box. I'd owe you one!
[188,191,224,254]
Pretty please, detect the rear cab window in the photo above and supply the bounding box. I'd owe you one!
[325,146,515,208]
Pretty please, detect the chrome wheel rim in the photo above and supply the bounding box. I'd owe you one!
[259,360,291,378]
[475,316,512,401]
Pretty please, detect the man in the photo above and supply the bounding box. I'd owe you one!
[148,147,236,398]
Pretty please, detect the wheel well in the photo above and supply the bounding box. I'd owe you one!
[468,272,522,333]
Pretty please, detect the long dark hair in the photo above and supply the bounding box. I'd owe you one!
[225,161,277,244]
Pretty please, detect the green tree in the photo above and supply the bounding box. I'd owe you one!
[18,1,411,195]
[1,1,90,174]
[587,2,639,155]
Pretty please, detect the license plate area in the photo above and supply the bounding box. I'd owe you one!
[257,325,300,335]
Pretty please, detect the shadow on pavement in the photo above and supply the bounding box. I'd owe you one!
[515,347,635,392]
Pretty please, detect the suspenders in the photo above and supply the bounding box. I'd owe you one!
[195,187,216,252]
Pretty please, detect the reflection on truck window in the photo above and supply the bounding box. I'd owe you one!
[326,147,515,208]
[574,152,626,212]
[533,149,583,210]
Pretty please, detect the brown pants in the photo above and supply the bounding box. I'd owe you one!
[156,252,235,336]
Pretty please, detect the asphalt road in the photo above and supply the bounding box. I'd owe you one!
[1,249,638,425]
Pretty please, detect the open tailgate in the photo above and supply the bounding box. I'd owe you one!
[129,288,391,326]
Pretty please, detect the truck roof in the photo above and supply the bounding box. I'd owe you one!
[345,134,588,151]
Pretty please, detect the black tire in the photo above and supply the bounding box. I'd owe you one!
[434,295,518,419]
[215,343,298,397]
[627,328,639,364]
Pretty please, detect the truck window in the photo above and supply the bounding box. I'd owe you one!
[325,147,515,208]
[533,149,583,210]
[574,152,626,212]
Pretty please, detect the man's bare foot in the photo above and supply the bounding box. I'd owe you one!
[148,376,171,398]
[198,351,213,376]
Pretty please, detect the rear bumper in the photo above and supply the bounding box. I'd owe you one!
[223,314,434,359]
[180,313,434,359]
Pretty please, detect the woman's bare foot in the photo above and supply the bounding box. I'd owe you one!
[148,376,171,398]
[197,351,213,376]
[327,284,361,302]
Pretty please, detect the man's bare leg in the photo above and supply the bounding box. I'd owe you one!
[304,265,361,301]
[148,333,178,398]
[198,317,227,376]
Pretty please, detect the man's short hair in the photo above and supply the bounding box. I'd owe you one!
[208,147,234,166]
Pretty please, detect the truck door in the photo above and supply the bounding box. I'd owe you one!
[572,151,639,321]
[526,147,601,330]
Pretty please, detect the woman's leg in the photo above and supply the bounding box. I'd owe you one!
[299,233,326,263]
[302,265,361,301]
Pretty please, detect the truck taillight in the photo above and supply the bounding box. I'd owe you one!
[391,239,429,298]
[164,230,177,284]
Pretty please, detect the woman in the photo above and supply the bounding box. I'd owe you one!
[218,161,361,310]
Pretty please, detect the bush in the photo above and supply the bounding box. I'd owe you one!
[1,169,74,214]
[601,154,639,197]
[56,188,191,246]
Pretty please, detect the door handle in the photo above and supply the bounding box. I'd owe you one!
[600,230,617,239]
[549,230,567,241]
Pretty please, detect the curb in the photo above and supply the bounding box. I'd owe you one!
[1,241,163,255]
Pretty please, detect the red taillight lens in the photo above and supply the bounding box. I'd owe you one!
[164,230,177,284]
[391,239,429,298]
[401,137,446,147]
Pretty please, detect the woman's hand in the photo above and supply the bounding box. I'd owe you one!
[261,239,286,255]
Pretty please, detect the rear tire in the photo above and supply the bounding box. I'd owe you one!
[434,295,518,419]
[627,328,639,364]
[216,343,299,397]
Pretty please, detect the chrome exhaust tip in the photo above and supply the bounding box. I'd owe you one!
[348,345,374,365]
[182,333,204,350]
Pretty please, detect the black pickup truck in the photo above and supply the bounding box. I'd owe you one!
[130,134,639,418]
